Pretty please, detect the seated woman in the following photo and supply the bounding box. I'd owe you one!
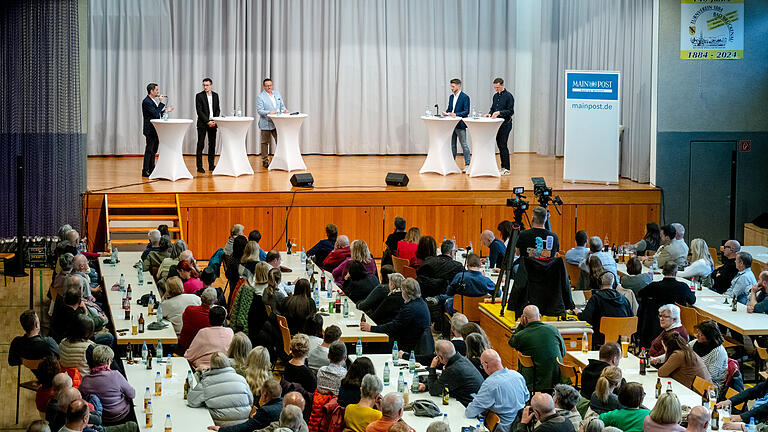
[344,374,384,432]
[677,238,715,279]
[59,315,96,377]
[689,320,728,394]
[158,239,187,282]
[631,222,661,256]
[357,265,395,315]
[343,261,379,304]
[396,227,421,262]
[598,382,651,432]
[281,279,317,335]
[224,236,248,305]
[238,241,262,284]
[338,357,376,407]
[244,346,272,400]
[283,334,317,393]
[409,236,436,269]
[227,332,252,377]
[187,352,253,426]
[657,331,711,388]
[161,276,202,334]
[588,366,624,416]
[465,332,491,379]
[360,278,430,354]
[262,268,286,315]
[78,346,135,425]
[368,273,406,326]
[620,256,653,297]
[332,240,378,285]
[649,304,690,362]
[230,261,270,335]
[643,392,684,432]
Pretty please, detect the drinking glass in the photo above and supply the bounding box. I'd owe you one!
[621,336,629,358]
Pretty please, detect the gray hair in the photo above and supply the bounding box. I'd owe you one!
[553,384,580,411]
[451,313,468,332]
[92,345,114,366]
[671,223,685,238]
[148,229,161,243]
[380,392,404,419]
[583,418,605,432]
[426,421,451,432]
[209,352,231,369]
[388,273,405,291]
[201,287,218,306]
[401,278,421,301]
[588,236,603,253]
[602,428,622,432]
[58,253,75,272]
[658,304,681,322]
[65,274,88,295]
[278,405,303,430]
[170,239,188,259]
[230,224,244,237]
[58,224,73,241]
[440,240,455,255]
[435,340,456,359]
[179,249,194,263]
[360,374,383,399]
[26,419,51,432]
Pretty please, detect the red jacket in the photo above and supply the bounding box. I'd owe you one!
[323,246,350,272]
[178,304,211,352]
[309,390,335,432]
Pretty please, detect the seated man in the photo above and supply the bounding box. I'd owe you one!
[575,272,633,347]
[72,254,101,300]
[247,229,268,261]
[178,287,217,353]
[141,228,163,261]
[365,393,413,432]
[417,239,465,298]
[717,362,768,426]
[184,306,234,370]
[578,237,617,278]
[515,206,560,258]
[360,279,430,354]
[671,223,690,258]
[724,252,757,305]
[9,310,59,377]
[579,343,623,399]
[516,392,575,432]
[641,224,687,269]
[422,340,483,406]
[400,313,467,363]
[322,235,351,272]
[264,251,292,295]
[383,217,407,265]
[565,230,589,265]
[481,230,507,269]
[429,254,494,314]
[316,341,347,395]
[711,240,740,294]
[466,349,529,432]
[747,271,768,314]
[686,406,710,432]
[307,224,338,268]
[509,305,566,392]
[307,324,342,371]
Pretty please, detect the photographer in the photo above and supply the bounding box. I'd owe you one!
[516,207,560,258]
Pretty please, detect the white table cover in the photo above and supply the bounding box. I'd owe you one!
[211,116,254,177]
[464,118,503,178]
[419,116,462,175]
[149,119,193,181]
[268,113,308,172]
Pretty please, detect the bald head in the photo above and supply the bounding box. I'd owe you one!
[480,349,502,375]
[72,254,89,272]
[435,340,456,361]
[58,387,81,413]
[282,391,306,411]
[522,305,541,323]
[724,240,741,259]
[381,393,404,420]
[481,230,495,247]
[531,392,556,417]
[52,372,72,394]
[687,406,709,431]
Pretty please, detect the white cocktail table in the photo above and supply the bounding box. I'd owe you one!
[149,119,193,181]
[268,113,308,172]
[464,117,503,178]
[419,116,462,175]
[211,116,254,177]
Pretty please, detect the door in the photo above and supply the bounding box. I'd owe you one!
[688,141,736,247]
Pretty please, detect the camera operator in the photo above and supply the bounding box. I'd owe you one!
[516,206,560,258]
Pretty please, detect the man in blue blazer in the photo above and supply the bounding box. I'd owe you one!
[443,78,471,171]
[141,82,174,177]
[256,78,288,168]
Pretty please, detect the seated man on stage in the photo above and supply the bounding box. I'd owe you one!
[515,206,560,258]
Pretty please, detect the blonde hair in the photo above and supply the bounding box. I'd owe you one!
[595,366,622,403]
[165,276,184,297]
[650,392,682,425]
[290,333,310,358]
[210,352,231,369]
[241,241,261,263]
[252,261,270,284]
[245,346,272,396]
[404,227,421,243]
[690,238,714,268]
[227,332,252,372]
[351,240,372,264]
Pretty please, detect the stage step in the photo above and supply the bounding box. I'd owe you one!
[109,226,181,233]
[105,193,185,253]
[109,239,153,246]
[108,203,176,209]
[109,215,179,221]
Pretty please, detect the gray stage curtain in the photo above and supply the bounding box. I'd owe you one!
[87,0,515,155]
[530,0,653,182]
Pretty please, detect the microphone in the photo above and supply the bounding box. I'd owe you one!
[434,104,442,117]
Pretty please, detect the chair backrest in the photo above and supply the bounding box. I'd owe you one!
[21,358,42,371]
[457,295,487,322]
[725,387,745,410]
[564,261,582,289]
[401,266,418,279]
[752,259,763,280]
[709,247,721,266]
[692,375,715,396]
[485,411,501,432]
[645,250,656,257]
[517,352,534,368]
[754,339,768,361]
[276,314,291,357]
[599,316,638,345]
[676,303,699,337]
[558,359,582,389]
[392,256,408,274]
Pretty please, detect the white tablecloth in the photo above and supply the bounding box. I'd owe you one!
[211,116,254,177]
[149,119,193,181]
[464,118,503,178]
[268,113,308,172]
[419,116,462,175]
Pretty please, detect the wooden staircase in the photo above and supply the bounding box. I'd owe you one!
[105,193,185,251]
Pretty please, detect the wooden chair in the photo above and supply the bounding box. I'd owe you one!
[392,256,408,274]
[692,375,715,396]
[453,294,488,322]
[401,265,418,279]
[599,316,638,345]
[709,247,721,266]
[583,290,592,301]
[1,252,16,286]
[558,359,582,389]
[676,303,699,337]
[752,259,764,280]
[754,340,768,380]
[485,411,501,432]
[645,250,656,257]
[517,352,535,392]
[276,314,292,358]
[564,261,583,289]
[725,387,745,411]
[16,358,42,423]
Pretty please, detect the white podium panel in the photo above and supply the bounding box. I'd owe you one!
[149,119,193,181]
[464,118,503,178]
[211,116,254,177]
[419,116,462,176]
[268,113,308,172]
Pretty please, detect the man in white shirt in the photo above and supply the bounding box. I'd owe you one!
[256,78,289,168]
[195,78,221,173]
[442,78,471,171]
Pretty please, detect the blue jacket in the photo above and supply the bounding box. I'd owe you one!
[446,270,495,297]
[447,91,470,130]
[489,238,507,268]
[256,90,287,130]
[371,297,430,353]
[142,95,166,137]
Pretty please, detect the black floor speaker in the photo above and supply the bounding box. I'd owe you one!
[290,173,314,187]
[385,172,409,186]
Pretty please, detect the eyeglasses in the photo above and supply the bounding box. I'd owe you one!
[658,314,672,319]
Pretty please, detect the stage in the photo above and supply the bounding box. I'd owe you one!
[83,154,660,259]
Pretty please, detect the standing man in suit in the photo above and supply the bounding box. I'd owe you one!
[443,78,471,172]
[141,83,173,177]
[256,78,288,168]
[194,77,220,173]
[485,77,515,176]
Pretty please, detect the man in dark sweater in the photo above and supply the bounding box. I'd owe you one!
[486,77,515,174]
[429,253,494,314]
[575,272,633,347]
[307,224,338,267]
[9,310,59,375]
[417,239,464,298]
[718,363,768,424]
[423,340,483,406]
[383,217,407,266]
[361,279,430,353]
[509,305,566,392]
[579,343,623,399]
[711,240,740,294]
[516,206,560,258]
[636,261,696,348]
[516,393,575,432]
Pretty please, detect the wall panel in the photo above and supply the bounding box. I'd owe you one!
[383,206,482,255]
[286,206,383,258]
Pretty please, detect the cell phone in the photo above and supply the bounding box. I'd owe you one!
[346,324,359,328]
[116,328,129,332]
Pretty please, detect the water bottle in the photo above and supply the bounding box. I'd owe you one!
[314,288,320,308]
[162,110,168,121]
[156,301,163,323]
[119,273,126,291]
[545,235,554,250]
[343,298,349,318]
[114,246,118,263]
[748,418,756,432]
[356,338,363,357]
[443,413,449,424]
[138,261,144,285]
[236,105,242,117]
[397,371,404,392]
[164,414,172,432]
[392,341,399,361]
[535,237,543,256]
[383,362,390,385]
[472,107,477,119]
[411,373,419,392]
[327,279,333,298]
[409,351,416,373]
[301,246,306,265]
[156,340,163,359]
[141,341,148,362]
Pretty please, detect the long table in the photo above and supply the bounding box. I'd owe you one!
[742,246,768,265]
[565,351,702,410]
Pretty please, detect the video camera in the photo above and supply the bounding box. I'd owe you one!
[506,187,529,230]
[531,177,563,213]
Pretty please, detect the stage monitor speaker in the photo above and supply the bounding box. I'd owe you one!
[290,173,314,187]
[385,172,409,186]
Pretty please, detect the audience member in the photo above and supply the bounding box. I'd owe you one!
[417,239,464,298]
[307,325,342,370]
[227,332,252,376]
[72,254,101,299]
[657,331,711,388]
[264,404,305,432]
[365,393,412,432]
[588,366,623,415]
[338,357,376,407]
[283,334,317,393]
[685,406,709,432]
[580,418,604,432]
[143,235,172,271]
[225,235,248,304]
[410,235,437,269]
[184,306,234,370]
[51,253,75,303]
[422,340,483,406]
[580,343,622,399]
[516,392,575,432]
[565,231,589,265]
[598,382,650,432]
[642,225,686,269]
[9,310,59,375]
[78,346,134,424]
[333,240,378,285]
[711,240,740,294]
[360,278,430,354]
[142,229,163,260]
[191,353,254,428]
[34,357,62,413]
[553,384,582,430]
[643,392,684,432]
[432,253,494,314]
[203,369,279,432]
[632,222,661,255]
[51,278,88,343]
[385,217,407,259]
[368,273,406,326]
[358,266,396,314]
[576,272,633,346]
[162,276,202,334]
[176,259,202,293]
[343,261,379,303]
[316,341,347,395]
[282,279,317,335]
[239,241,262,281]
[62,399,91,432]
[26,420,51,432]
[639,264,695,350]
[465,332,492,378]
[724,251,757,304]
[466,349,529,432]
[158,239,188,282]
[243,346,272,400]
[262,392,309,432]
[396,227,421,262]
[678,239,714,279]
[648,304,690,360]
[323,235,351,272]
[579,237,617,279]
[619,256,653,296]
[344,374,383,432]
[59,314,96,376]
[509,305,566,392]
[246,230,268,261]
[689,320,727,393]
[481,230,507,269]
[307,224,338,268]
[716,364,768,425]
[179,287,217,352]
[224,224,245,256]
[671,223,689,253]
[516,207,560,258]
[747,271,768,314]
[449,313,468,355]
[426,421,450,432]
